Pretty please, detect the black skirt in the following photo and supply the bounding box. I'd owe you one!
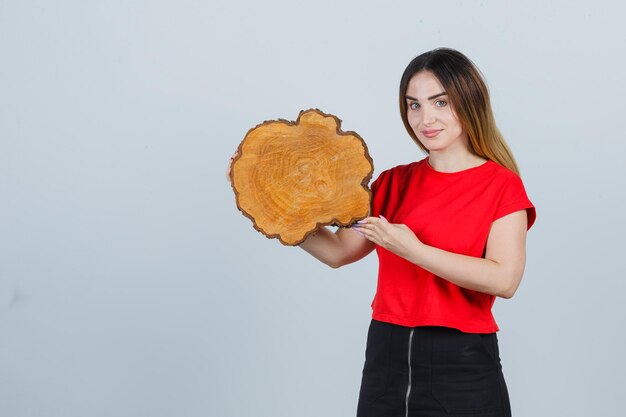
[356,319,512,417]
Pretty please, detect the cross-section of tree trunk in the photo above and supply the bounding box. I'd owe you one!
[230,109,374,246]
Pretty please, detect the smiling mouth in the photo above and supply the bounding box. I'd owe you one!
[422,129,442,138]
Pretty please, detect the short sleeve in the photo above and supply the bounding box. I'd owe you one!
[493,174,537,230]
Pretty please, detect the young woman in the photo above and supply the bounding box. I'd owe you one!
[228,47,535,417]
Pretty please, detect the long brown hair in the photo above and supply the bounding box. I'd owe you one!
[399,47,522,175]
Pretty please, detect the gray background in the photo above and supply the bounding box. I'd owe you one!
[1,0,624,416]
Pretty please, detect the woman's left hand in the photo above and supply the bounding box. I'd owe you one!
[352,215,423,259]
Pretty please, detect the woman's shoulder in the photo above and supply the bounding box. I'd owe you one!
[370,160,424,193]
[376,158,426,180]
[486,160,526,185]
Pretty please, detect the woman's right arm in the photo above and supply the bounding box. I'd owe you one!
[298,226,375,269]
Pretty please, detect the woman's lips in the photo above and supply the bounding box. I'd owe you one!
[422,129,442,138]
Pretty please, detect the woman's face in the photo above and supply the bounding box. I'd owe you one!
[405,71,468,152]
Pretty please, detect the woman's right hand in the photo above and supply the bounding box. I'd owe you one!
[226,150,239,183]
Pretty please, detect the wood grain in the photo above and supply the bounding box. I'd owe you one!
[230,109,374,246]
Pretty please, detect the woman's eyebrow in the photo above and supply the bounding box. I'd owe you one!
[405,92,447,101]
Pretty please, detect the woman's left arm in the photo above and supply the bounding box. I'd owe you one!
[353,210,528,298]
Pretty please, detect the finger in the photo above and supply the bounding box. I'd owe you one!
[357,219,381,230]
[354,222,373,231]
[353,223,374,234]
[355,222,381,239]
[357,216,379,225]
[379,215,388,222]
[354,226,379,244]
[361,228,382,245]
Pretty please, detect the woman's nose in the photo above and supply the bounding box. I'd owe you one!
[421,108,436,126]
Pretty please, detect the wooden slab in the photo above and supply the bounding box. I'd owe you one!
[230,109,374,246]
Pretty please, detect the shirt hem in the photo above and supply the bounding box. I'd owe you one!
[372,312,500,334]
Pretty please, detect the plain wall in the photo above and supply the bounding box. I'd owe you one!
[1,1,625,416]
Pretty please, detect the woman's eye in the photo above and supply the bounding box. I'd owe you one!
[435,100,447,107]
[409,102,420,109]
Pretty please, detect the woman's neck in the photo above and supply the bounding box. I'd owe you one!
[427,152,487,173]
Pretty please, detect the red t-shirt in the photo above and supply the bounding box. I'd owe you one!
[369,156,536,333]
